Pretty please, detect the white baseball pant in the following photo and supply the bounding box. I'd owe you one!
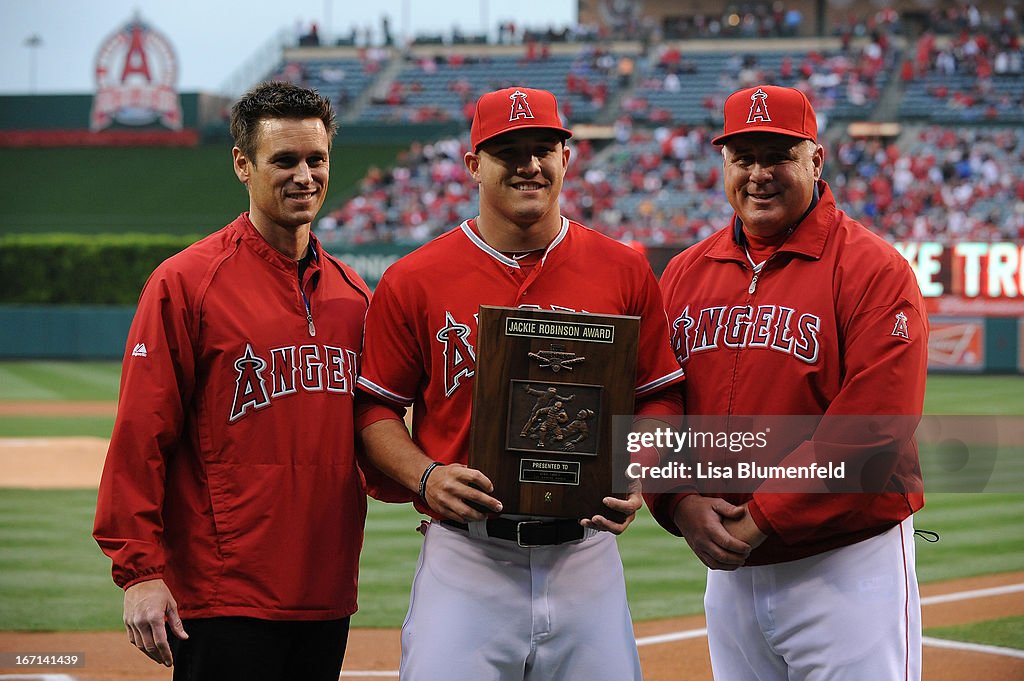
[704,516,921,681]
[399,521,643,681]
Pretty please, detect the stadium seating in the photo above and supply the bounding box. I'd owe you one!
[260,6,1023,247]
[318,121,1024,247]
[273,56,385,112]
[627,43,894,126]
[353,48,635,125]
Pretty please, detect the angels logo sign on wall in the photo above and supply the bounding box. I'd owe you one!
[90,15,183,132]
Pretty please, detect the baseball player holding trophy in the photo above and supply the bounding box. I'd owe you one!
[356,86,684,680]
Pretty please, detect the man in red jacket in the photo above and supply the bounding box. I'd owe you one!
[93,82,371,680]
[656,85,928,680]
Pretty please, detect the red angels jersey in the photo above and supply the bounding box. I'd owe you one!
[94,214,371,620]
[358,218,684,510]
[658,182,928,564]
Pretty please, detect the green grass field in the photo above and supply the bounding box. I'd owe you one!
[923,375,1024,415]
[0,145,405,235]
[2,363,1018,413]
[0,364,1021,632]
[0,489,122,630]
[0,361,121,401]
[0,415,114,438]
[926,616,1024,650]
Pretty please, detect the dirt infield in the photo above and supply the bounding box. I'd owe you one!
[0,401,118,417]
[0,401,114,488]
[0,404,1022,680]
[0,437,108,488]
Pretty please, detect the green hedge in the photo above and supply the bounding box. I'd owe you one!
[0,233,199,304]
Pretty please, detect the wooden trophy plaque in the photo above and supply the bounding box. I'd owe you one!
[468,305,639,520]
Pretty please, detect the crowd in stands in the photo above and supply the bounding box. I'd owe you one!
[622,23,898,126]
[295,3,1023,247]
[274,3,1023,128]
[319,138,485,244]
[281,31,901,128]
[290,4,1022,52]
[317,124,1024,247]
[898,10,1023,122]
[830,127,1024,242]
[915,4,1021,35]
[273,50,389,86]
[317,137,599,244]
[289,3,1020,50]
[661,4,804,41]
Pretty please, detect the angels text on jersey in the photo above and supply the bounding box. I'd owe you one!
[230,342,358,422]
[671,304,822,366]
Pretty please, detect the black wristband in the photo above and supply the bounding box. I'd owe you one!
[418,461,443,500]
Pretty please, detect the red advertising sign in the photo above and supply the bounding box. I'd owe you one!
[895,242,1024,317]
[927,318,985,371]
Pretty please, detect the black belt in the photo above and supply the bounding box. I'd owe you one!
[441,518,586,547]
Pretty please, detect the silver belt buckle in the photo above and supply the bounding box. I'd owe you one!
[516,520,544,548]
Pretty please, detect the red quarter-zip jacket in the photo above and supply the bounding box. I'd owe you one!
[94,213,371,619]
[655,182,927,565]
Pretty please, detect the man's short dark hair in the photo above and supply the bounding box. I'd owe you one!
[229,81,338,162]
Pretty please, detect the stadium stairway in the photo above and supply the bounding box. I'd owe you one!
[341,57,405,123]
[594,67,637,125]
[871,55,911,123]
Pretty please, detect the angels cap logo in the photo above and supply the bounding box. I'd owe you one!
[747,88,771,124]
[90,14,183,132]
[470,86,572,150]
[508,89,535,122]
[891,311,910,340]
[712,84,817,145]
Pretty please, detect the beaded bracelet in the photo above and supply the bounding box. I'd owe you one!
[418,461,444,500]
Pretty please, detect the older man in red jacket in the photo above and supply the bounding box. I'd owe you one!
[656,85,928,681]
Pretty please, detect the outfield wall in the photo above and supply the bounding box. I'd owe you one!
[0,306,135,359]
[0,305,1020,372]
[2,243,1021,368]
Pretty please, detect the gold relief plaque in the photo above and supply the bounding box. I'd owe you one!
[469,306,639,519]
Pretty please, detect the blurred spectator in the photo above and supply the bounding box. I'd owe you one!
[904,15,1024,122]
[298,22,320,47]
[617,54,635,86]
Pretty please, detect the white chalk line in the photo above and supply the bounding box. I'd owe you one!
[922,637,1024,660]
[635,627,708,647]
[921,582,1024,606]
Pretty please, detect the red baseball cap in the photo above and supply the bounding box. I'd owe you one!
[470,86,573,151]
[712,85,817,145]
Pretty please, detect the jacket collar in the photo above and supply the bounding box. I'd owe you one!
[233,212,320,272]
[708,180,836,263]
